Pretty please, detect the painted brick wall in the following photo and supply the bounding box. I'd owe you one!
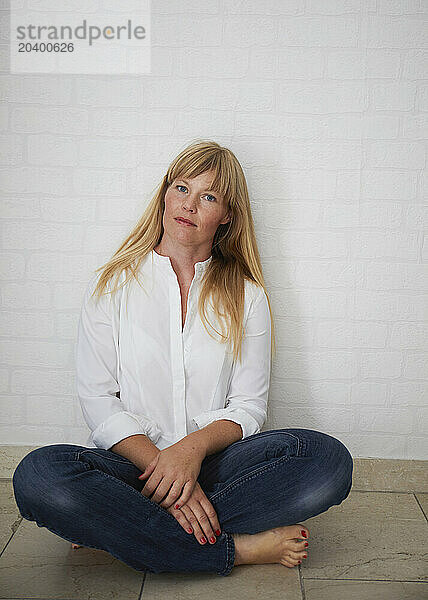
[0,1,426,459]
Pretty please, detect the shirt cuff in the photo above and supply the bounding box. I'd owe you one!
[91,411,162,450]
[191,407,261,440]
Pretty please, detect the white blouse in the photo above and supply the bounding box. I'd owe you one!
[75,249,272,451]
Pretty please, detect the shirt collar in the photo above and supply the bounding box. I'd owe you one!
[151,249,213,278]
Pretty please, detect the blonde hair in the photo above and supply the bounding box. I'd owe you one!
[91,139,276,364]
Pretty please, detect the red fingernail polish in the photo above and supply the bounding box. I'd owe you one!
[301,530,307,538]
[200,537,206,544]
[210,537,215,543]
[187,527,193,534]
[215,529,221,536]
[304,554,307,558]
[304,542,308,547]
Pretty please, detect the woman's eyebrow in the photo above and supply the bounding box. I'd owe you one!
[177,178,218,193]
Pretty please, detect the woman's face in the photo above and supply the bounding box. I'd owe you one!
[162,170,231,249]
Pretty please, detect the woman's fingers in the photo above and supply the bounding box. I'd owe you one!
[142,477,194,509]
[143,476,173,505]
[153,479,179,507]
[158,479,193,509]
[182,502,218,545]
[148,479,221,546]
[180,504,208,544]
[199,496,221,538]
[140,473,162,499]
[170,480,194,509]
[167,505,194,535]
[166,488,221,546]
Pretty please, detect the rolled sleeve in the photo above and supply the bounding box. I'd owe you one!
[191,407,259,440]
[192,286,272,440]
[91,410,162,450]
[75,273,162,450]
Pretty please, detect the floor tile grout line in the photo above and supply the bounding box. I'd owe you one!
[349,488,428,494]
[302,576,428,583]
[413,492,428,522]
[298,563,307,600]
[138,570,147,599]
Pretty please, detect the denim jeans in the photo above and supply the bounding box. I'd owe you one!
[12,428,353,577]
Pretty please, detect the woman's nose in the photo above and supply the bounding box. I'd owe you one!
[183,196,197,210]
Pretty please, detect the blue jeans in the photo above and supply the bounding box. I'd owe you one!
[12,428,353,577]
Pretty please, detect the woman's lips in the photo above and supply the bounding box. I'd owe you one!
[175,218,196,227]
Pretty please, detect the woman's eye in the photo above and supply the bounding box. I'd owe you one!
[175,185,216,202]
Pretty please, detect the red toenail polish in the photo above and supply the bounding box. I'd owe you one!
[301,530,307,538]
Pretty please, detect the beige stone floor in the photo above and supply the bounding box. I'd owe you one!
[0,455,427,599]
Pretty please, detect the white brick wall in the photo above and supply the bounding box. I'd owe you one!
[1,1,426,459]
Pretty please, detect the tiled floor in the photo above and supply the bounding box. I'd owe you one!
[0,458,427,599]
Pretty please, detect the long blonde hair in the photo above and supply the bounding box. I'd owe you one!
[91,139,276,364]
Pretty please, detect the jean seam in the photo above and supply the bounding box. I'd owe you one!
[229,430,302,456]
[77,449,135,466]
[209,454,292,503]
[208,430,303,503]
[217,531,235,576]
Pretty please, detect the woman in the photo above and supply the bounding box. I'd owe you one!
[12,140,353,577]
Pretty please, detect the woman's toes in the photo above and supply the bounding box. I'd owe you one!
[293,537,309,548]
[280,557,298,568]
[294,524,309,539]
[289,549,307,562]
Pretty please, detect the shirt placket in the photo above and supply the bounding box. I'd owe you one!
[168,269,198,441]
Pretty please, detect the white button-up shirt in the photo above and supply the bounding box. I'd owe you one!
[75,249,271,451]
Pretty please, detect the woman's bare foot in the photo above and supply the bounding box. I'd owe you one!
[232,524,309,569]
[71,543,83,549]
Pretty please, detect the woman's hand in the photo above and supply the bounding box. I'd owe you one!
[138,440,205,510]
[165,481,222,546]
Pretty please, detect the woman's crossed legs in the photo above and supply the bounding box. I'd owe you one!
[12,428,353,576]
